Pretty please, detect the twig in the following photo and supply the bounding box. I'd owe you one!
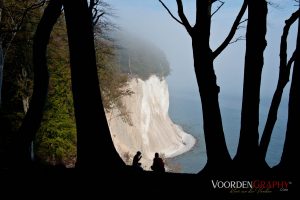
[158,0,183,25]
[211,0,224,17]
[212,1,247,59]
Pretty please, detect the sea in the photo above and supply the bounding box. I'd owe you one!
[166,78,289,174]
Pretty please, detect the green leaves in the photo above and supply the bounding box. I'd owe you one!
[96,34,133,124]
[35,15,76,167]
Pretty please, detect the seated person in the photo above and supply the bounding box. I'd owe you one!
[132,151,143,171]
[151,152,165,172]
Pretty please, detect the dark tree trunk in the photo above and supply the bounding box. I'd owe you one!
[259,10,299,160]
[0,0,3,106]
[234,0,268,170]
[62,0,125,171]
[0,43,3,106]
[193,1,231,171]
[276,12,300,176]
[13,0,62,167]
[160,0,246,174]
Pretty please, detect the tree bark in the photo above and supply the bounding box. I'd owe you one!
[14,0,62,167]
[0,44,3,106]
[277,10,300,176]
[235,0,268,170]
[193,0,231,170]
[62,0,125,171]
[160,0,247,173]
[0,0,3,106]
[259,10,299,160]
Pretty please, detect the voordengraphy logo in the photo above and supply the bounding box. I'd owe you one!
[211,180,252,189]
[211,180,290,193]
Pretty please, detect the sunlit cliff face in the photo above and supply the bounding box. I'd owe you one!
[106,75,195,169]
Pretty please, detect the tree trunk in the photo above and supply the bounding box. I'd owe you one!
[259,10,299,160]
[0,0,3,106]
[0,44,3,106]
[234,0,268,170]
[163,0,247,173]
[277,12,300,176]
[62,0,125,171]
[193,1,231,172]
[13,0,62,167]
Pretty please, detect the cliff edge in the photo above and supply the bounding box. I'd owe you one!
[106,75,195,171]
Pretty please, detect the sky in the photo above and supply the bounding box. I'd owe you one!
[108,0,298,99]
[107,0,298,168]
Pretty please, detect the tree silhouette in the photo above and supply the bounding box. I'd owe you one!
[62,0,124,170]
[159,0,298,176]
[259,10,299,161]
[159,0,247,172]
[0,0,47,107]
[234,0,268,172]
[1,1,297,188]
[276,6,300,176]
[7,0,125,171]
[13,0,62,167]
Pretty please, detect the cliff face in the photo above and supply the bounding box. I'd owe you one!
[106,75,195,170]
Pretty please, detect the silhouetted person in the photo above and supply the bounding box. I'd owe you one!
[132,151,143,171]
[151,152,165,172]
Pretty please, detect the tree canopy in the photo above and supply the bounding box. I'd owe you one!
[115,32,170,80]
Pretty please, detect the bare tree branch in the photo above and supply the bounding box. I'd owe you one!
[1,0,47,34]
[211,0,224,17]
[212,0,247,60]
[229,35,246,44]
[89,0,100,25]
[15,0,48,33]
[176,0,193,35]
[239,18,248,24]
[279,10,299,75]
[93,12,104,26]
[215,18,248,48]
[88,0,113,34]
[158,0,183,25]
[286,50,297,80]
[1,0,48,60]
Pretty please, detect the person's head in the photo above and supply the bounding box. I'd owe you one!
[155,153,159,158]
[137,151,141,156]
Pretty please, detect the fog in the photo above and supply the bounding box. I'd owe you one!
[107,0,298,169]
[109,0,297,99]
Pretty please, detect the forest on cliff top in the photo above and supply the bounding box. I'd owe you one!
[0,0,169,167]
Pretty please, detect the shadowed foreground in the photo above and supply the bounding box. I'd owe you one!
[0,166,295,199]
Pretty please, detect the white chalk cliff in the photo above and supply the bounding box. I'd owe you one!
[106,75,195,170]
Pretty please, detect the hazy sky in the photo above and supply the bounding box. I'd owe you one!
[107,0,298,168]
[108,0,298,99]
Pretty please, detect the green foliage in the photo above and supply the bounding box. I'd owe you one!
[0,0,46,165]
[35,16,76,167]
[96,37,133,125]
[0,1,136,166]
[96,31,172,124]
[36,112,76,166]
[115,33,170,80]
[0,0,39,141]
[1,2,77,166]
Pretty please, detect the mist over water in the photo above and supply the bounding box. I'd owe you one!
[167,75,288,173]
[108,0,294,173]
[167,82,206,173]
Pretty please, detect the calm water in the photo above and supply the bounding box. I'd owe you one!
[167,80,288,174]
